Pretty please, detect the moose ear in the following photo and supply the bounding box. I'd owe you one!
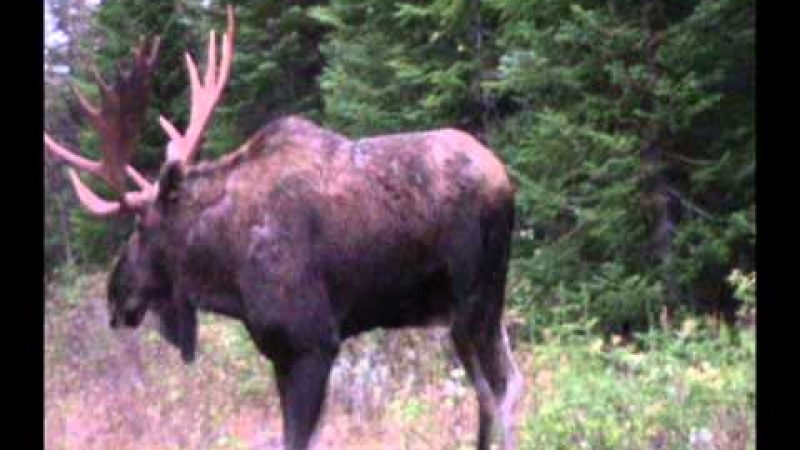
[156,161,184,210]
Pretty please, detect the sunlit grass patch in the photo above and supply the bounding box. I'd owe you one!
[519,323,755,450]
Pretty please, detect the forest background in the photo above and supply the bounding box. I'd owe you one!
[44,1,755,449]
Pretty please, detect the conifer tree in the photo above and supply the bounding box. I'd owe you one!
[313,0,495,136]
[485,0,754,330]
[204,0,329,155]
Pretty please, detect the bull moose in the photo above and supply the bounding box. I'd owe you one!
[44,6,523,450]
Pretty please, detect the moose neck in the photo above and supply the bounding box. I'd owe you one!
[159,116,350,321]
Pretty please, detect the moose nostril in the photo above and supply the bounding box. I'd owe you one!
[110,315,119,328]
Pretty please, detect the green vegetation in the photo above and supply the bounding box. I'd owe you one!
[519,321,754,449]
[45,0,754,448]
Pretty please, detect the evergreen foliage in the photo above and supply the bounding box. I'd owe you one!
[313,0,491,136]
[45,0,755,333]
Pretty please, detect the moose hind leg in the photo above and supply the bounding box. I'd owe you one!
[476,199,522,449]
[273,351,337,450]
[475,326,523,450]
[452,327,497,450]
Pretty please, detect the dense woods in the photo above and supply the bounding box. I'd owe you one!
[45,0,754,336]
[44,2,755,448]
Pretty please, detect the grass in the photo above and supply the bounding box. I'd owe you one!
[518,320,754,450]
[44,269,755,450]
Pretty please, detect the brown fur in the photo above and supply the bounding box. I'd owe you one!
[108,115,521,450]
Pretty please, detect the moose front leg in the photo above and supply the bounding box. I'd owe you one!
[272,350,337,450]
[240,261,341,448]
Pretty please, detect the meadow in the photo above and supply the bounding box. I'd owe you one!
[45,270,754,450]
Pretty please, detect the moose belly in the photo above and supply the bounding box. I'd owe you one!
[328,256,457,338]
[316,205,478,337]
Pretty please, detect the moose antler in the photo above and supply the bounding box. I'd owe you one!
[159,5,236,166]
[44,6,238,217]
[44,37,161,216]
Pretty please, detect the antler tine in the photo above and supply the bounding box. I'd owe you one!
[67,169,123,217]
[90,67,114,101]
[204,30,217,95]
[147,36,161,67]
[67,168,155,217]
[44,134,100,174]
[159,5,236,166]
[44,36,161,217]
[71,84,100,120]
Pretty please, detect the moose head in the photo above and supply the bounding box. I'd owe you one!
[45,6,236,361]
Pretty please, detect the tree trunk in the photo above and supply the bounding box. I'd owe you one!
[639,0,679,314]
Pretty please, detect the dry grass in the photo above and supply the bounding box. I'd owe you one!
[45,271,754,450]
[44,272,520,450]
